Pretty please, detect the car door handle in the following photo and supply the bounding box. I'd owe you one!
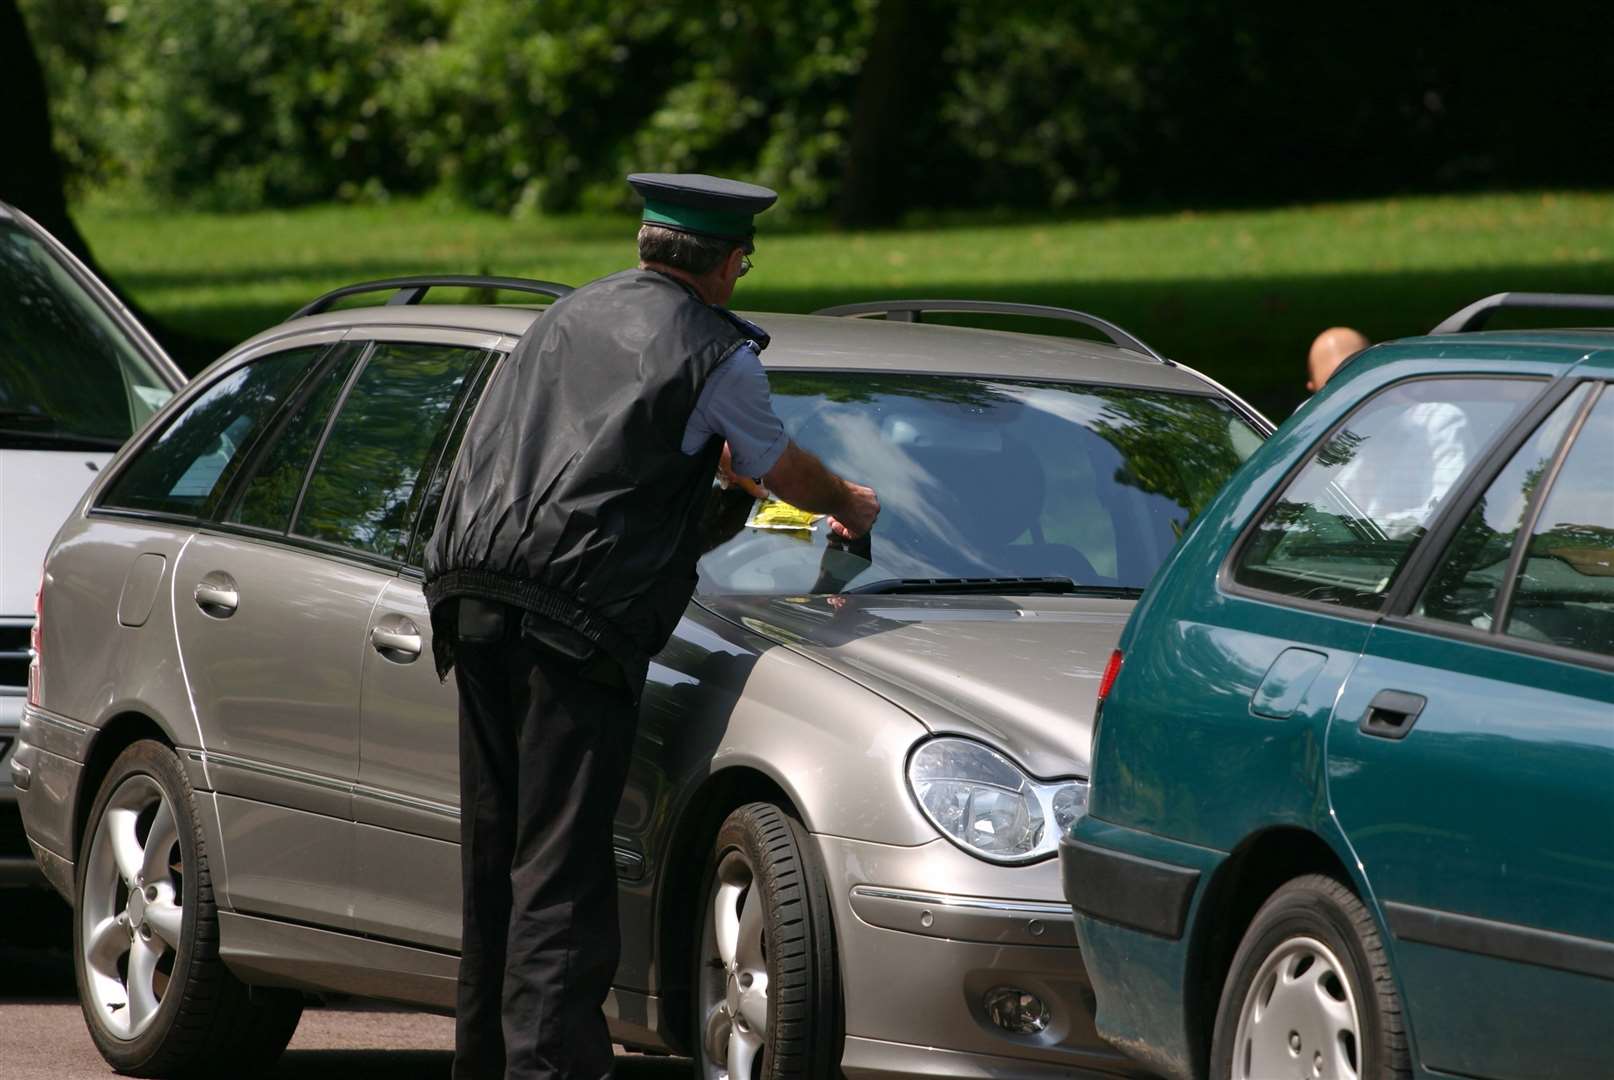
[1358,689,1426,740]
[193,582,239,618]
[371,625,422,662]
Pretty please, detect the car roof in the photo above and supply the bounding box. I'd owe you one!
[236,303,1220,396]
[1334,329,1614,385]
[1406,328,1614,353]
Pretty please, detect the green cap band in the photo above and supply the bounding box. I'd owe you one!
[642,201,755,241]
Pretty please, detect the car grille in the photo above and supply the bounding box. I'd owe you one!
[0,622,29,692]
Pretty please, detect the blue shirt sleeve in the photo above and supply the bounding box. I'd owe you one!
[682,343,788,477]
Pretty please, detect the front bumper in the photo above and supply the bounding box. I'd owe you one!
[816,833,1150,1079]
[1061,818,1228,1080]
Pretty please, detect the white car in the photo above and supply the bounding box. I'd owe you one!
[0,201,184,884]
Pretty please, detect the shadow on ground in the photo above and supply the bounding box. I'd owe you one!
[0,888,75,1000]
[266,1049,689,1078]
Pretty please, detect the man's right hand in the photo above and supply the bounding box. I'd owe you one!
[763,441,880,539]
[829,482,880,539]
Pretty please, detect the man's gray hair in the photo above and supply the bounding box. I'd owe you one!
[637,224,736,276]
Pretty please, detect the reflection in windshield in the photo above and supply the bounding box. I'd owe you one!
[698,373,1261,595]
[0,222,172,445]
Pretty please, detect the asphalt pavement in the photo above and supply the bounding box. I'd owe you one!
[0,890,689,1079]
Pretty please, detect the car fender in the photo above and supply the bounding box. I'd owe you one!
[699,640,935,846]
[40,518,203,753]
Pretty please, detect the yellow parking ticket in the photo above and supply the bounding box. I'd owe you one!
[746,497,823,531]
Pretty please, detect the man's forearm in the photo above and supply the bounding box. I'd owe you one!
[762,441,851,517]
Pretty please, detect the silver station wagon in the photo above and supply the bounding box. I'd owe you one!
[15,278,1268,1079]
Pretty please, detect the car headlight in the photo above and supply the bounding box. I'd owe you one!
[906,737,1089,863]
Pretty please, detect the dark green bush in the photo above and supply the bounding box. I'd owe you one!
[20,0,1614,216]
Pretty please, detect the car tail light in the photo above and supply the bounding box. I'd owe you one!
[27,570,42,708]
[1096,649,1123,708]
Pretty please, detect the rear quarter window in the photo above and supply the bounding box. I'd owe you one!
[98,347,321,519]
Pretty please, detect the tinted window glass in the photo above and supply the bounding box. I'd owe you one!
[1417,386,1590,629]
[0,221,173,446]
[227,349,359,531]
[1234,378,1539,609]
[1505,388,1614,656]
[295,343,482,558]
[407,352,496,568]
[100,348,319,518]
[698,373,1263,594]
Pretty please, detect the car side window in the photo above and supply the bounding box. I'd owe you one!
[224,346,361,532]
[293,342,484,560]
[1232,378,1540,610]
[406,351,498,568]
[99,347,321,519]
[1503,387,1614,657]
[1415,384,1592,630]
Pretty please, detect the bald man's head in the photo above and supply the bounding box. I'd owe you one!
[1307,326,1371,393]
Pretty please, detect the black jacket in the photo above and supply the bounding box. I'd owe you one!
[423,268,765,689]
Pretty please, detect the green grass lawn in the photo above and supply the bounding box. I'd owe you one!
[77,190,1614,417]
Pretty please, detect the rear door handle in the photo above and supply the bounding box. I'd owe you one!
[371,621,422,663]
[194,575,239,618]
[1359,689,1426,740]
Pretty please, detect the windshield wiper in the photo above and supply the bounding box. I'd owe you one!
[845,576,1143,597]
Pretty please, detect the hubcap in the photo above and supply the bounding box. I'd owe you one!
[1232,936,1361,1080]
[81,774,183,1040]
[698,850,769,1080]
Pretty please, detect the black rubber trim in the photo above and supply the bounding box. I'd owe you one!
[1061,834,1201,940]
[1384,901,1614,982]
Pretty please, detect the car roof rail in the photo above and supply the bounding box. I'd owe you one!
[812,299,1169,363]
[288,275,574,320]
[1430,292,1614,335]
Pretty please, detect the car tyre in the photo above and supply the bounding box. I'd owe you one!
[1210,873,1410,1080]
[74,739,302,1077]
[693,802,842,1080]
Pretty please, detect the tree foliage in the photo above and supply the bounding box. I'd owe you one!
[19,0,1614,217]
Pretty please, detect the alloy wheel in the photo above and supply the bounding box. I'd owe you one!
[1231,935,1361,1080]
[80,773,184,1040]
[698,849,770,1080]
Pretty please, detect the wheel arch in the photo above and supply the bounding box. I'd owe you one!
[1183,826,1358,1076]
[74,711,176,863]
[654,764,803,1055]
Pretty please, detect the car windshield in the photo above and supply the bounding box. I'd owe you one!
[0,220,174,448]
[698,372,1263,595]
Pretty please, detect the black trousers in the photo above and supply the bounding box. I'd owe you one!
[452,613,640,1080]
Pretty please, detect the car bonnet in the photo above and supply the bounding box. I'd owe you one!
[696,592,1129,779]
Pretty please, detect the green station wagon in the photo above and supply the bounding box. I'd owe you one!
[1062,294,1614,1080]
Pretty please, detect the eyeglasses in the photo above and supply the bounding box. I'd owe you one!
[737,254,752,278]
